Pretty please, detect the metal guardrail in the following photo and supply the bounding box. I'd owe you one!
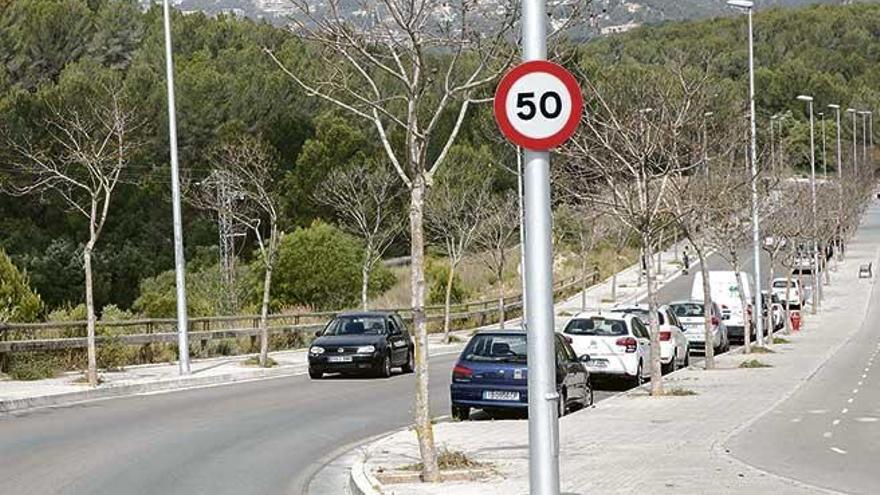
[0,273,597,353]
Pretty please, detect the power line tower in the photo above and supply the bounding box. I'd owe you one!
[205,169,247,313]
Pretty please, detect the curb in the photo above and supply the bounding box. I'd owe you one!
[349,447,382,495]
[0,364,308,414]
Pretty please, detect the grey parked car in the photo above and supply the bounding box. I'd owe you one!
[668,300,730,355]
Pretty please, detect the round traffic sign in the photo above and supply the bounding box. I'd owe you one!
[494,60,583,151]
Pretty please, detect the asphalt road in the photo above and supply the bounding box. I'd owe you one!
[0,247,766,495]
[726,209,880,494]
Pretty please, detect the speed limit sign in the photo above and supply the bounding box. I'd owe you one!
[493,60,583,151]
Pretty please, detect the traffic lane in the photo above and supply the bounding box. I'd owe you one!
[0,353,460,495]
[726,281,880,493]
[651,248,775,305]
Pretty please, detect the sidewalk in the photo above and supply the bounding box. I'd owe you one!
[348,214,878,494]
[0,239,690,414]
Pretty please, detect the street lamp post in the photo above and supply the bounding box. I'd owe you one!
[703,111,714,180]
[860,111,869,170]
[829,104,843,259]
[162,0,190,375]
[728,0,763,345]
[797,95,820,314]
[820,112,828,178]
[847,108,858,177]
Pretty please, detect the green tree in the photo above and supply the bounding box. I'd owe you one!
[0,248,42,322]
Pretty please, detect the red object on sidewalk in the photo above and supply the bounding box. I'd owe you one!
[790,311,802,332]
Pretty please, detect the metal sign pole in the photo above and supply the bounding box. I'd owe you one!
[521,0,560,493]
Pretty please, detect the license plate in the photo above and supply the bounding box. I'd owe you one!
[587,359,608,368]
[328,356,353,363]
[483,390,520,401]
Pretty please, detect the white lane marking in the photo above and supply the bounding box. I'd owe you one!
[853,389,860,394]
[791,417,802,423]
[858,381,864,386]
[855,417,879,423]
[830,447,847,455]
[823,431,833,439]
[833,419,841,426]
[863,374,868,379]
[807,409,829,414]
[843,408,849,414]
[848,398,854,404]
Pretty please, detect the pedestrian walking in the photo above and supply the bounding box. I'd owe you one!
[682,246,691,275]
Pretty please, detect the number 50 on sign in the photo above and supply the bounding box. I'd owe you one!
[493,60,583,151]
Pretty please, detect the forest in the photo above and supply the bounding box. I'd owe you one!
[1,0,878,323]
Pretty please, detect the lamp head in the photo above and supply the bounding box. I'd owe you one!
[827,104,840,110]
[727,0,754,9]
[796,95,814,102]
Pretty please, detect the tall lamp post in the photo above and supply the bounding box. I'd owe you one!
[829,104,843,258]
[728,0,763,345]
[797,95,820,314]
[847,108,858,177]
[162,0,190,375]
[819,112,828,178]
[860,110,870,171]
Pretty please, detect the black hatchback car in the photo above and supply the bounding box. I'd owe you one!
[308,311,414,379]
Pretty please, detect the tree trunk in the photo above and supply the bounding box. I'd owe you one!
[580,244,589,311]
[258,264,273,367]
[409,175,439,482]
[361,260,371,311]
[784,274,793,334]
[731,255,752,354]
[442,261,456,343]
[697,248,715,370]
[765,254,776,347]
[643,232,664,396]
[498,249,506,330]
[84,243,98,387]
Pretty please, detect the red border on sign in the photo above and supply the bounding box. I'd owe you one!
[493,60,583,151]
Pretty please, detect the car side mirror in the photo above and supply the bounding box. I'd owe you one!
[579,354,591,363]
[314,330,323,338]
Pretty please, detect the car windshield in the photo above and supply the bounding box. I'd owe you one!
[671,303,704,318]
[613,308,664,325]
[323,316,387,336]
[772,280,794,289]
[462,334,527,363]
[564,317,627,336]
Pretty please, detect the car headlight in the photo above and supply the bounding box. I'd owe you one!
[356,345,376,354]
[310,346,325,355]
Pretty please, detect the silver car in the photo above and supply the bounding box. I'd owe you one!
[669,300,730,355]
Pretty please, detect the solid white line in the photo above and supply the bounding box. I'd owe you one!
[830,447,847,455]
[823,431,833,438]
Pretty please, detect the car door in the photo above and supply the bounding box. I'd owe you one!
[554,336,583,403]
[632,319,651,377]
[666,309,687,361]
[386,317,408,365]
[561,337,587,400]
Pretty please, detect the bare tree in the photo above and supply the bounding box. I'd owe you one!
[264,0,527,478]
[315,164,405,310]
[2,85,139,386]
[554,205,604,311]
[560,64,710,396]
[190,136,281,367]
[476,191,519,330]
[426,165,490,342]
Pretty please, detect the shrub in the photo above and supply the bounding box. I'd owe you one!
[5,353,60,381]
[426,260,469,306]
[273,221,393,310]
[0,249,43,323]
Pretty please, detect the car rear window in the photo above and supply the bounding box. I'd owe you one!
[772,280,793,289]
[563,318,628,336]
[613,308,665,325]
[671,303,704,317]
[462,334,527,363]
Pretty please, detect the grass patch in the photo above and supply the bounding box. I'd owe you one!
[661,387,698,396]
[748,346,776,354]
[401,448,484,472]
[773,337,791,344]
[740,359,772,369]
[242,356,278,367]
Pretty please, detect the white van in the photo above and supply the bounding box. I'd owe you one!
[691,271,755,342]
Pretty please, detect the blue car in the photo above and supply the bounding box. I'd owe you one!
[449,329,593,421]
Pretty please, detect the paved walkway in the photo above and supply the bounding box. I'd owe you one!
[350,208,879,495]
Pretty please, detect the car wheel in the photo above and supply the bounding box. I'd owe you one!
[662,355,675,375]
[585,384,594,408]
[378,353,392,378]
[452,406,470,421]
[308,368,322,380]
[402,348,414,374]
[631,362,644,388]
[557,391,567,418]
[683,349,690,367]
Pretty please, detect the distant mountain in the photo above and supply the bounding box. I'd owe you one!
[162,0,875,35]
